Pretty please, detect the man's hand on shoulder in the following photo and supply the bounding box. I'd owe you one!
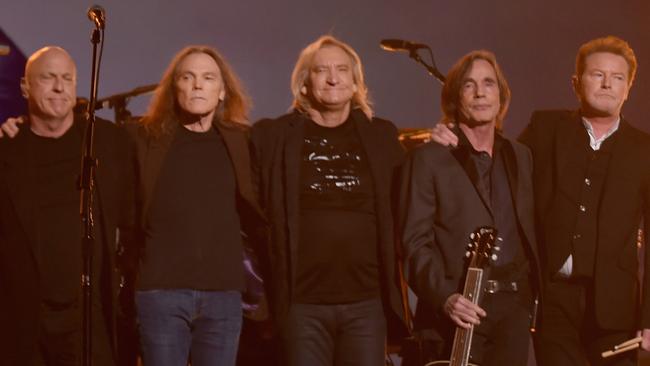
[0,116,25,138]
[431,120,459,147]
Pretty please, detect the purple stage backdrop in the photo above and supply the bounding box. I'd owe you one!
[1,0,649,138]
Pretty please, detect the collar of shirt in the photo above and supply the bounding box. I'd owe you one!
[456,126,504,156]
[581,116,620,151]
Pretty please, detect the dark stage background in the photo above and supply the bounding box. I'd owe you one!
[2,1,650,364]
[1,0,649,136]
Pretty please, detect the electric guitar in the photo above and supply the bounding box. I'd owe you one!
[427,226,500,366]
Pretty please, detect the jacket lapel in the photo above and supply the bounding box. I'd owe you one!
[141,128,173,222]
[283,113,304,286]
[501,139,519,218]
[352,111,385,199]
[598,120,639,244]
[554,111,589,200]
[450,130,494,218]
[4,125,40,266]
[216,123,254,203]
[503,140,540,260]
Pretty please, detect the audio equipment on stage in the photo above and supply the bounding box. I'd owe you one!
[87,5,106,29]
[379,38,446,83]
[380,39,428,53]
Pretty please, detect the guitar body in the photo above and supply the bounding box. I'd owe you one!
[428,227,498,366]
[425,361,479,366]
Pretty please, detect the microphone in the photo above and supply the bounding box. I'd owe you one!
[380,39,428,52]
[87,5,106,29]
[0,44,9,56]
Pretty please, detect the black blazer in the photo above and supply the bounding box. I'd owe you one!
[250,109,409,338]
[519,109,650,329]
[0,117,130,363]
[401,133,540,340]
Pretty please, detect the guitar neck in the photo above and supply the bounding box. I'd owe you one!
[448,267,484,366]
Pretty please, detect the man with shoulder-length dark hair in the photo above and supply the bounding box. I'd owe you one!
[125,45,266,366]
[401,50,541,366]
[251,35,409,366]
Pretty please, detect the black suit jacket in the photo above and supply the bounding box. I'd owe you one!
[519,110,650,329]
[401,133,540,340]
[0,116,130,363]
[250,109,409,338]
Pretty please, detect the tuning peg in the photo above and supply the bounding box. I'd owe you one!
[465,251,471,258]
[493,246,501,251]
[491,254,498,261]
[470,232,476,239]
[497,236,504,242]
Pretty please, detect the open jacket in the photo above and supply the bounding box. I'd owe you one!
[401,131,541,340]
[250,109,409,340]
[123,120,269,319]
[520,109,650,330]
[0,116,130,364]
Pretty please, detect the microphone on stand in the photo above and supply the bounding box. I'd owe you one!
[87,5,106,29]
[380,39,428,52]
[81,5,106,366]
[379,38,446,84]
[0,44,10,56]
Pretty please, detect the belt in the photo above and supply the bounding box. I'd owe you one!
[484,280,518,294]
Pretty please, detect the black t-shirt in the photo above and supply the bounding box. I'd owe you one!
[25,122,104,308]
[295,117,380,304]
[138,125,244,291]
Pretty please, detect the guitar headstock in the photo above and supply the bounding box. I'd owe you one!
[465,226,501,269]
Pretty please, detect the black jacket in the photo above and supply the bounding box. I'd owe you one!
[251,109,409,339]
[0,116,131,364]
[401,131,540,340]
[520,109,650,329]
[123,120,268,319]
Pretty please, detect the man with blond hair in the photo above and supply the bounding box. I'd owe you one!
[251,35,408,366]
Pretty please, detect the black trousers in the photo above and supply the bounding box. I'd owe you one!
[33,300,114,366]
[408,291,531,366]
[534,279,636,366]
[281,298,386,366]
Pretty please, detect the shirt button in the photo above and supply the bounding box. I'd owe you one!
[584,178,591,186]
[579,205,586,213]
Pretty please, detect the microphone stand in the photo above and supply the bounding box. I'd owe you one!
[80,24,103,366]
[408,47,446,84]
[95,84,158,124]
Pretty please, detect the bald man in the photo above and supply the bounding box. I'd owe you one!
[0,46,130,366]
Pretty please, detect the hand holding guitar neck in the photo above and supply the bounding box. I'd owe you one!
[429,227,499,366]
[444,293,486,329]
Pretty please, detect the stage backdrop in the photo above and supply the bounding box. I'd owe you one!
[1,0,648,137]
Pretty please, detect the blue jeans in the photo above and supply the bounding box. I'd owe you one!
[282,298,387,366]
[136,289,242,366]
